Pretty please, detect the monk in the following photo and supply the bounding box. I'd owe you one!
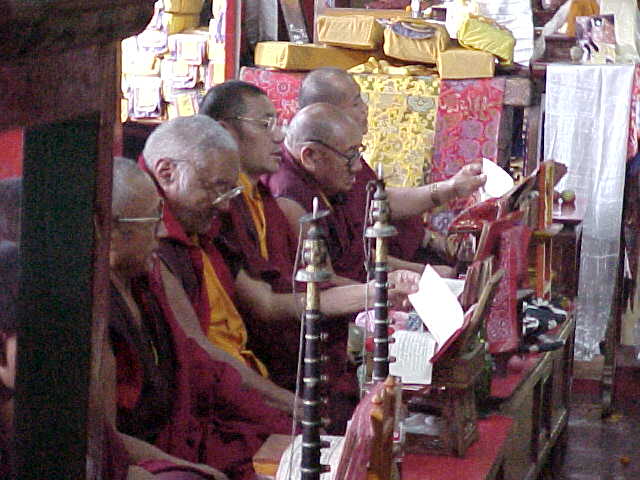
[199,81,295,295]
[141,115,419,433]
[296,67,487,266]
[266,103,424,284]
[108,157,297,480]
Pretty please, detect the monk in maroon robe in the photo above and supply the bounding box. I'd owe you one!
[108,157,293,480]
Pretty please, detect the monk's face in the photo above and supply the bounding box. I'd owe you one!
[166,149,240,234]
[311,120,363,196]
[110,186,162,277]
[233,94,284,178]
[335,77,368,136]
[0,331,16,449]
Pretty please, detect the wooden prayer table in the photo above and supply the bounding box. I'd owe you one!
[489,315,576,480]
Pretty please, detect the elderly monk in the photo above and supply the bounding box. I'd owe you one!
[142,116,419,432]
[267,103,427,284]
[109,157,300,480]
[198,81,419,397]
[296,67,487,265]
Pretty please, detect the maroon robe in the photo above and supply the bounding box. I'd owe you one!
[218,182,305,391]
[266,148,369,283]
[266,150,425,283]
[109,265,291,480]
[349,159,425,263]
[223,180,298,294]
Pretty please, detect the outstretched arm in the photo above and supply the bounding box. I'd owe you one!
[235,268,420,324]
[387,163,487,219]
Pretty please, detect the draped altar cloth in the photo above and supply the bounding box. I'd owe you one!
[545,64,634,360]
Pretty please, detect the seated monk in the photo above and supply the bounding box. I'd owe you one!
[266,102,424,284]
[0,240,213,479]
[295,67,487,267]
[140,116,419,433]
[108,157,294,480]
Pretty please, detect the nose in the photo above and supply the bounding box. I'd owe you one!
[272,121,287,143]
[350,156,363,173]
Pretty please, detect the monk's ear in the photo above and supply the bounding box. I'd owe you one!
[299,145,320,172]
[0,332,16,392]
[154,158,177,189]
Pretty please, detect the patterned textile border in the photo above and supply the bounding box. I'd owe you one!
[427,77,507,234]
[238,67,305,123]
[353,73,440,188]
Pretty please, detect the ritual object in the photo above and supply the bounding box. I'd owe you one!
[364,164,398,384]
[295,198,332,479]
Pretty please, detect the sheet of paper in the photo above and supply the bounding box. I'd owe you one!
[276,434,344,480]
[480,157,514,201]
[389,330,436,385]
[408,265,464,350]
[444,278,465,298]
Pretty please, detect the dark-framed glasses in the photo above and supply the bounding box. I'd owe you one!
[212,185,244,206]
[305,139,364,169]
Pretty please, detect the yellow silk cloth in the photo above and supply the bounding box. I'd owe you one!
[348,57,435,76]
[199,242,269,377]
[238,173,269,260]
[352,72,440,188]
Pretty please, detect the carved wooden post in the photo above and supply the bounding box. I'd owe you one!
[0,3,153,478]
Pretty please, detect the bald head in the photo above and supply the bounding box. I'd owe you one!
[298,68,368,134]
[285,103,363,195]
[286,103,358,154]
[299,68,356,108]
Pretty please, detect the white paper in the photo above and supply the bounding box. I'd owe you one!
[408,265,464,349]
[444,278,465,299]
[480,157,514,201]
[276,435,345,480]
[389,330,436,385]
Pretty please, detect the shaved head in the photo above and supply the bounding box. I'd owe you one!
[298,68,368,134]
[142,115,238,172]
[285,103,358,154]
[299,68,356,108]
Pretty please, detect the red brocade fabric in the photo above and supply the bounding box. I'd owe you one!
[427,78,506,234]
[238,67,305,123]
[486,225,532,354]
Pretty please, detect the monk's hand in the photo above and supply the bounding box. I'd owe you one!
[387,269,420,311]
[450,163,487,199]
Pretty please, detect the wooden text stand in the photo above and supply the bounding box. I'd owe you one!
[403,271,503,457]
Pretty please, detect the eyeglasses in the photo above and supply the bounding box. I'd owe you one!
[211,185,244,206]
[116,216,162,224]
[229,116,282,133]
[305,139,364,169]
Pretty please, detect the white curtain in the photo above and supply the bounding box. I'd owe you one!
[545,64,634,360]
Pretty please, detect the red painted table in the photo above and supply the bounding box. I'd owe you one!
[402,415,513,480]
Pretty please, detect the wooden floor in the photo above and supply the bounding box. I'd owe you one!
[558,349,640,479]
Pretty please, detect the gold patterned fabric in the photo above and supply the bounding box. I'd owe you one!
[352,72,440,187]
